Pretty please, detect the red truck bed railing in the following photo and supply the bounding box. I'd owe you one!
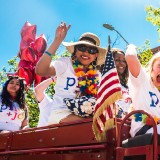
[0,116,132,160]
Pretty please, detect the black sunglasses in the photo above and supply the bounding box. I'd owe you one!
[76,44,99,54]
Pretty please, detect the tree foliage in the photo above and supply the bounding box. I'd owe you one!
[146,5,160,41]
[137,40,153,67]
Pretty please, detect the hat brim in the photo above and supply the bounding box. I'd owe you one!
[62,41,107,65]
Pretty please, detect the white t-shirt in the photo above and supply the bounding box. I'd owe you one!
[47,57,79,124]
[51,57,79,109]
[41,57,101,124]
[116,85,132,119]
[0,97,26,131]
[129,67,160,137]
[37,94,52,127]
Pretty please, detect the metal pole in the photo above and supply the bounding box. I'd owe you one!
[114,29,129,45]
[103,23,129,45]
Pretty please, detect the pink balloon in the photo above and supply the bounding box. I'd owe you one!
[21,21,36,44]
[17,67,34,86]
[17,21,48,88]
[20,47,36,63]
[31,34,47,53]
[34,74,42,87]
[36,52,43,60]
[19,40,28,52]
[18,60,34,70]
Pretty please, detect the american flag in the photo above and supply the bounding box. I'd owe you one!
[92,45,122,141]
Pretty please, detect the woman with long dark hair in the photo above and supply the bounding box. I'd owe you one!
[0,76,29,133]
[111,48,132,119]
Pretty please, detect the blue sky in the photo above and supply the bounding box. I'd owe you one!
[0,0,160,70]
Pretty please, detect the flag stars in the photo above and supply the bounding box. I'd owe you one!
[102,51,115,75]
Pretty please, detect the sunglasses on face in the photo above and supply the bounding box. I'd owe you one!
[76,44,99,54]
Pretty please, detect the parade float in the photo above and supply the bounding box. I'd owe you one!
[0,22,159,160]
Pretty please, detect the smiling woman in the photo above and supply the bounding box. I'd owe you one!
[111,48,128,88]
[35,22,107,125]
[0,76,29,133]
[110,48,132,119]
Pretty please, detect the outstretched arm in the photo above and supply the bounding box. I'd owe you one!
[125,44,141,78]
[35,22,71,76]
[35,77,54,102]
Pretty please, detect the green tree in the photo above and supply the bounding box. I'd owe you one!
[136,5,160,67]
[146,5,160,41]
[137,40,153,67]
[0,56,18,87]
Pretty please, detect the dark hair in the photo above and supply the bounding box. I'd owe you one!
[111,48,129,88]
[1,76,26,110]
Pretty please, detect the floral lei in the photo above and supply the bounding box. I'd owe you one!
[72,57,99,98]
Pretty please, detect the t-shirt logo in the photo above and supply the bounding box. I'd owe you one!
[64,77,76,90]
[149,91,159,107]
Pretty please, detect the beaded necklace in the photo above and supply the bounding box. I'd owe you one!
[72,57,99,98]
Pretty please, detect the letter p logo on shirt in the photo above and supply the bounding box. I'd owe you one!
[64,77,76,90]
[149,91,159,107]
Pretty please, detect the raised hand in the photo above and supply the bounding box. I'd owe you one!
[55,22,71,42]
[126,44,137,56]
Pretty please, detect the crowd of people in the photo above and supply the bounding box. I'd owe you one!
[0,22,159,140]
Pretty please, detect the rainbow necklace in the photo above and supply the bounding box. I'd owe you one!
[72,58,99,98]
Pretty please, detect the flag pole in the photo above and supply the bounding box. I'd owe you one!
[108,36,111,50]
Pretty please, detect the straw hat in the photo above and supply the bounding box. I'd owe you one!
[62,32,107,65]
